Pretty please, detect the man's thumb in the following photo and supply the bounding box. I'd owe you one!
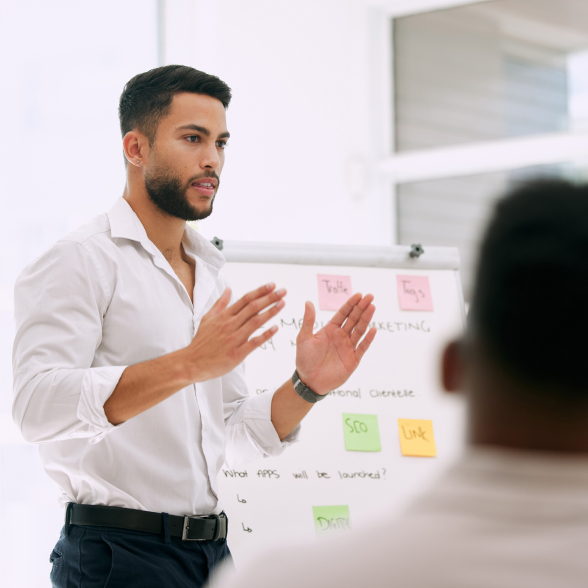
[298,301,315,342]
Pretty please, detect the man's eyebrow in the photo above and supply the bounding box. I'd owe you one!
[176,124,230,139]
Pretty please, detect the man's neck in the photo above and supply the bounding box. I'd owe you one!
[123,183,186,263]
[466,353,588,453]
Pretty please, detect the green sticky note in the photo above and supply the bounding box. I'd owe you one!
[312,505,351,536]
[342,413,381,452]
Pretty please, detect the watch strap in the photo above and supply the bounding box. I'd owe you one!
[292,370,327,403]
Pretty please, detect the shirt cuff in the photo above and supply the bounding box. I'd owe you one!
[243,390,301,457]
[77,365,127,444]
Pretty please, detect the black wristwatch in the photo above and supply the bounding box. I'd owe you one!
[292,370,327,403]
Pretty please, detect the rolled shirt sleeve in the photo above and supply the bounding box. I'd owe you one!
[221,361,301,469]
[12,239,126,444]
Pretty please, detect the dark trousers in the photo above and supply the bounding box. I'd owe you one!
[49,519,233,588]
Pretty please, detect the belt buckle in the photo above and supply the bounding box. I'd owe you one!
[182,514,222,541]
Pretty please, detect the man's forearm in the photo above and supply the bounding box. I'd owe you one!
[104,348,193,425]
[271,380,314,440]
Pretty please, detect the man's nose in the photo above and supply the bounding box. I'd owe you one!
[201,142,221,169]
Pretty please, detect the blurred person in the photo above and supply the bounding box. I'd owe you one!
[11,65,377,588]
[213,179,588,588]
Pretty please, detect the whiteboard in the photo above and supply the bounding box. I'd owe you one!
[216,241,466,567]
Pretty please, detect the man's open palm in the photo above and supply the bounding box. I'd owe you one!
[295,293,377,395]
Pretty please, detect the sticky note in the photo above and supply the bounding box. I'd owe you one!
[396,275,434,311]
[343,413,381,452]
[398,418,436,457]
[312,505,351,536]
[317,274,353,311]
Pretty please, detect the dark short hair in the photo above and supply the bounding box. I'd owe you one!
[118,65,232,145]
[469,179,588,400]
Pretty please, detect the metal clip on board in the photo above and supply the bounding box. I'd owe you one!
[409,243,424,259]
[211,237,224,251]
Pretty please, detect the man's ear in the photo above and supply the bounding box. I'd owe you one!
[441,339,465,393]
[123,130,149,167]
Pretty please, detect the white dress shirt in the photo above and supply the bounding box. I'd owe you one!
[214,446,588,588]
[12,197,298,516]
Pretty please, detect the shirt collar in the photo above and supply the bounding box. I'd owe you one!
[107,197,226,272]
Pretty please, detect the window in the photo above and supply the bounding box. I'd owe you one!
[393,1,588,151]
[374,0,588,299]
[397,163,583,299]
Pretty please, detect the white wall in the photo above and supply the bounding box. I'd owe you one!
[163,0,392,247]
[0,2,159,586]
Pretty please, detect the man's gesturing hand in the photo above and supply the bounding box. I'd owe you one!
[186,283,286,382]
[295,293,377,395]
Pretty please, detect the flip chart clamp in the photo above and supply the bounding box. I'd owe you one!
[211,237,224,251]
[409,243,424,259]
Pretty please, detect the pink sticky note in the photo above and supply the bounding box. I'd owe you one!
[317,274,353,311]
[396,275,434,311]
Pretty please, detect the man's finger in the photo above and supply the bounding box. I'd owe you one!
[242,325,279,355]
[354,327,377,362]
[349,303,376,346]
[298,301,315,343]
[330,293,362,327]
[236,299,286,343]
[207,287,232,318]
[229,283,276,316]
[233,288,287,329]
[342,294,375,335]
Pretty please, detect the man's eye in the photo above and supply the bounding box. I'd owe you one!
[187,135,199,143]
[216,141,228,149]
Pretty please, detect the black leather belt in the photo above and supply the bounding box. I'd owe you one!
[68,503,227,541]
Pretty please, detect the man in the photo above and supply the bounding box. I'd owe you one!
[214,179,588,588]
[11,65,376,587]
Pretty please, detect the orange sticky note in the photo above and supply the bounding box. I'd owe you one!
[398,418,436,457]
[317,274,353,311]
[396,275,434,311]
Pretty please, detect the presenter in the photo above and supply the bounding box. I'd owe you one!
[12,65,377,588]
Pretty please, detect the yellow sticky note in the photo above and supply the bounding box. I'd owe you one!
[398,418,436,457]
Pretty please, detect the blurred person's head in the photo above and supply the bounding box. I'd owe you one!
[443,179,588,452]
[118,65,232,221]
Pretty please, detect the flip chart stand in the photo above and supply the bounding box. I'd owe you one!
[212,240,466,568]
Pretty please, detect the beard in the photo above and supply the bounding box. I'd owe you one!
[144,165,218,222]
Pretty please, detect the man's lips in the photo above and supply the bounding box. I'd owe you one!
[191,178,217,198]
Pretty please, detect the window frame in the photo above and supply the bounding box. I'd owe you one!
[369,0,588,243]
